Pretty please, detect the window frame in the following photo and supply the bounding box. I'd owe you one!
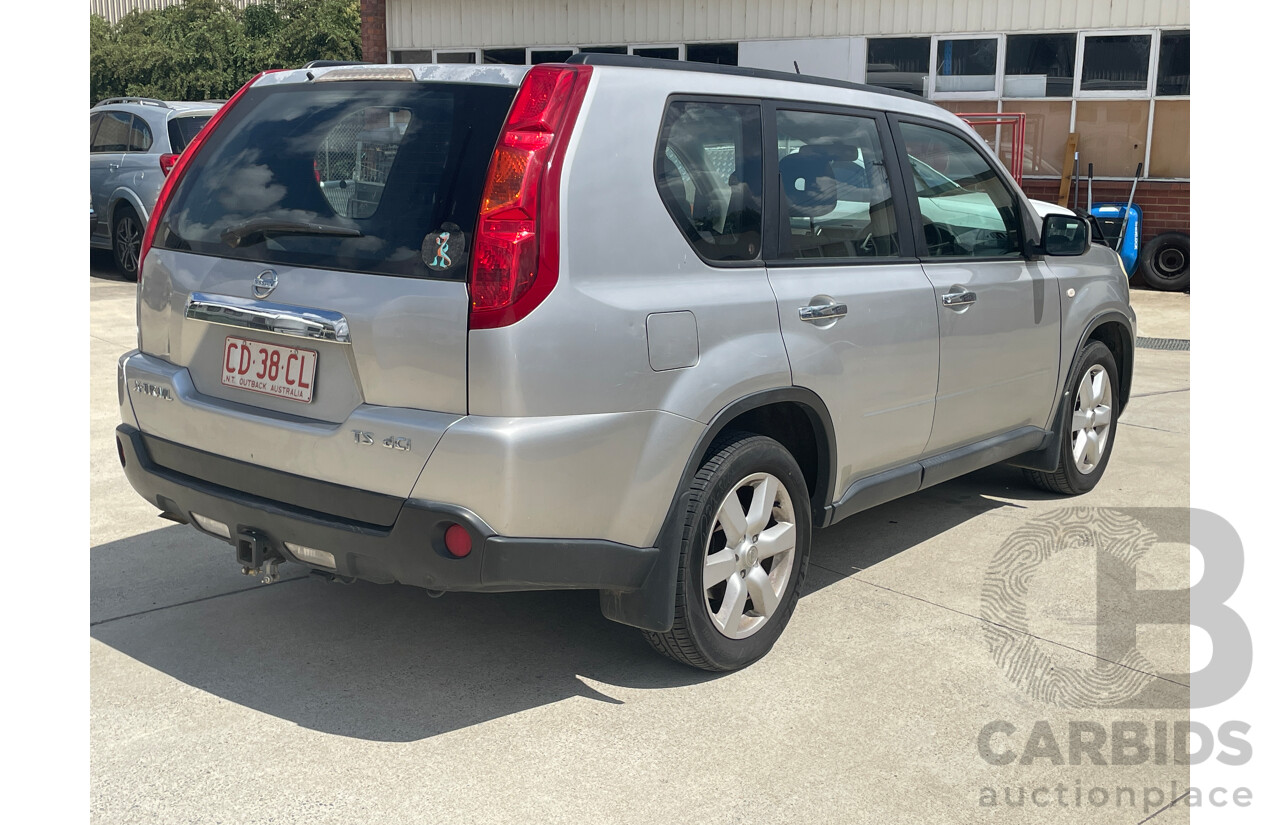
[928,33,1005,101]
[1001,31,1079,100]
[1073,29,1159,99]
[887,114,1042,262]
[763,99,918,267]
[650,94,767,269]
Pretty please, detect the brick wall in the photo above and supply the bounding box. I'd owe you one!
[1020,179,1190,243]
[360,0,387,65]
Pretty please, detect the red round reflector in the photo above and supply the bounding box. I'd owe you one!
[444,524,472,558]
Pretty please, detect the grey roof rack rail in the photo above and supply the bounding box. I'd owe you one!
[94,97,171,108]
[563,53,932,104]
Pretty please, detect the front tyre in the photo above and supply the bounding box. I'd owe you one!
[645,433,811,671]
[1024,340,1119,495]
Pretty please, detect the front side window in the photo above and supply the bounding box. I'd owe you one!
[89,112,104,151]
[654,100,762,262]
[899,122,1023,259]
[775,110,900,260]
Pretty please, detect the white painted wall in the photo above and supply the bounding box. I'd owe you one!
[739,37,868,83]
[386,0,1191,51]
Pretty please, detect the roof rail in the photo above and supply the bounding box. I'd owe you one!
[302,60,371,69]
[564,53,931,104]
[93,97,171,109]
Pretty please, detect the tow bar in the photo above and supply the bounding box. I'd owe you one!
[236,528,285,584]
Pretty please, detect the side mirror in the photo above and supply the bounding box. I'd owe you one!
[1039,214,1090,256]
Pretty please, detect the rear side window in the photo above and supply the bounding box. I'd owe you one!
[155,81,517,279]
[775,109,900,260]
[654,100,763,263]
[126,115,152,152]
[167,115,212,153]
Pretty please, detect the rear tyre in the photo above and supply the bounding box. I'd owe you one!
[1138,232,1190,292]
[644,433,811,671]
[1024,340,1119,495]
[112,205,142,282]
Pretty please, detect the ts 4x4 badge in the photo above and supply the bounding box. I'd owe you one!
[352,430,411,452]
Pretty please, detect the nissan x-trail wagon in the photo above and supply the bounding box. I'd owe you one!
[117,56,1134,671]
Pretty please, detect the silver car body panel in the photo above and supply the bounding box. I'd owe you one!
[767,260,940,493]
[120,62,1133,573]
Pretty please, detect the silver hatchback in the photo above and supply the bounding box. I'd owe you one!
[90,97,220,279]
[116,58,1134,671]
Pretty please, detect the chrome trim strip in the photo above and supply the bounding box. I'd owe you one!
[184,292,351,343]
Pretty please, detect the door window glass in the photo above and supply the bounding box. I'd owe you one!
[654,101,762,262]
[90,112,104,151]
[775,110,900,260]
[126,115,153,152]
[92,110,133,152]
[899,122,1023,258]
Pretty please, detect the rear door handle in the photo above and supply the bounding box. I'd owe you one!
[941,289,977,309]
[799,302,848,323]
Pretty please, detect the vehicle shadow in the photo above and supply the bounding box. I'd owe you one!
[90,464,1041,742]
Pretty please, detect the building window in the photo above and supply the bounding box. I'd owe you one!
[1080,34,1151,93]
[1157,31,1189,96]
[435,51,477,64]
[483,48,525,65]
[392,50,432,63]
[1075,100,1150,177]
[686,42,738,66]
[866,37,930,97]
[579,45,627,55]
[530,48,574,64]
[1004,33,1076,98]
[934,37,998,94]
[1149,100,1190,177]
[634,46,680,60]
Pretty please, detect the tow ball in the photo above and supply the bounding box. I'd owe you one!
[236,528,285,584]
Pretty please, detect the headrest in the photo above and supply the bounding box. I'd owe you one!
[779,149,837,217]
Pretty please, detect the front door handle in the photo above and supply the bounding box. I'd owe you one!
[941,289,977,309]
[799,302,848,323]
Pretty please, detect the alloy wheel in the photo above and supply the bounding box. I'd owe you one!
[702,472,798,640]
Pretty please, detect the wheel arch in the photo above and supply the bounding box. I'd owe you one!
[600,387,837,633]
[1082,312,1134,415]
[108,188,149,228]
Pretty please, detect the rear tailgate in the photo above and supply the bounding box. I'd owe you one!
[133,69,521,498]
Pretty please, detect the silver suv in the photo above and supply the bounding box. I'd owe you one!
[115,57,1134,671]
[90,97,221,279]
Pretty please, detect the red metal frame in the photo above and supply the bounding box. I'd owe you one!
[956,112,1026,186]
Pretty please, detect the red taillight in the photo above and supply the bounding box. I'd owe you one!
[468,64,592,330]
[158,153,179,176]
[137,70,281,278]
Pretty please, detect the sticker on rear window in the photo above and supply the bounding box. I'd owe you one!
[423,223,465,272]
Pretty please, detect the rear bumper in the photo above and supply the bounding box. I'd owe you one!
[115,424,659,593]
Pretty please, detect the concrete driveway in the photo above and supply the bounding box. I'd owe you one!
[90,257,1192,824]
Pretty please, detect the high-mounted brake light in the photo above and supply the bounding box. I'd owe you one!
[137,70,281,278]
[468,64,592,330]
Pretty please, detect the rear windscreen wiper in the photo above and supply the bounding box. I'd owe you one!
[220,218,363,248]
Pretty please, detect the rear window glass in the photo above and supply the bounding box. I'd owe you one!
[167,115,212,152]
[156,81,516,279]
